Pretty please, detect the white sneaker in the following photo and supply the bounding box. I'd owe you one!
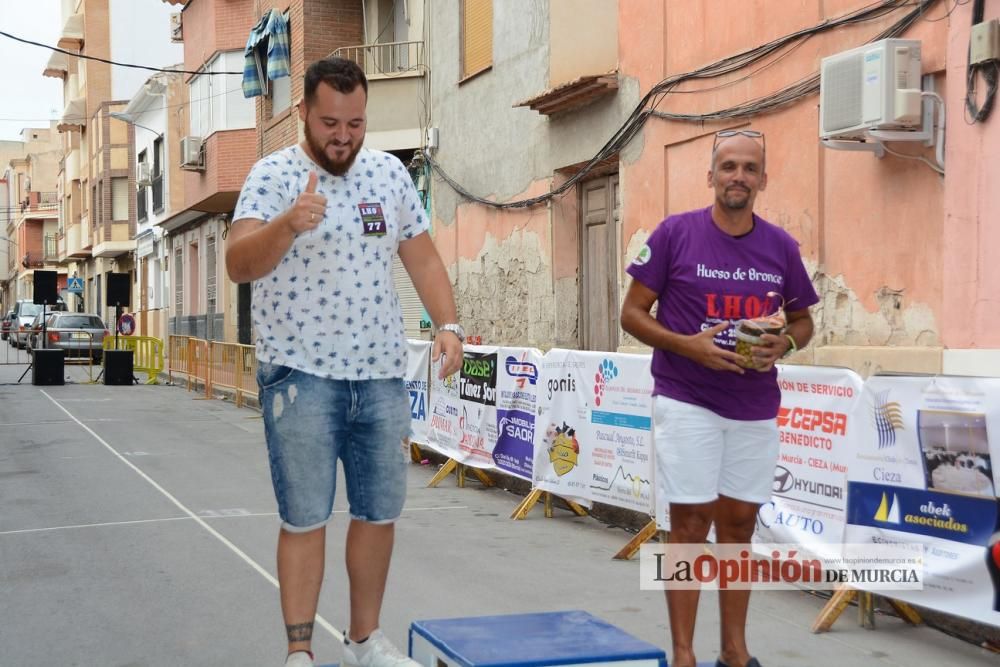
[284,651,314,667]
[342,629,420,666]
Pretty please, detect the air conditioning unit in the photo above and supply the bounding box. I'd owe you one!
[169,13,183,42]
[180,136,204,171]
[136,162,152,187]
[819,39,923,141]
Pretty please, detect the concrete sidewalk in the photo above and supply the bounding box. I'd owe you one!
[1,362,997,666]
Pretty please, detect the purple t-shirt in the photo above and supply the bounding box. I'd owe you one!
[626,206,819,421]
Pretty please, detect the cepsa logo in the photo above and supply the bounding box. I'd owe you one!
[777,407,848,436]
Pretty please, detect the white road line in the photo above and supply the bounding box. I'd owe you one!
[0,506,468,537]
[38,390,348,642]
[0,516,195,535]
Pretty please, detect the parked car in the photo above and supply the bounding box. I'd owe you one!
[9,298,67,348]
[28,312,108,362]
[0,310,13,341]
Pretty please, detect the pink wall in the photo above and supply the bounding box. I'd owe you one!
[620,0,995,349]
[942,2,1000,347]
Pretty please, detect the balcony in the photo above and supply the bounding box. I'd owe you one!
[332,41,425,152]
[44,234,57,261]
[21,191,59,215]
[333,41,425,80]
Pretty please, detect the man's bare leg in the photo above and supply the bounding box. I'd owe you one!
[278,526,327,656]
[665,502,716,667]
[714,495,761,667]
[345,520,395,641]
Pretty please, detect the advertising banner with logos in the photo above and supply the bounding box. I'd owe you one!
[843,375,1000,627]
[754,365,864,558]
[427,345,500,469]
[493,347,544,480]
[405,340,431,445]
[532,350,655,514]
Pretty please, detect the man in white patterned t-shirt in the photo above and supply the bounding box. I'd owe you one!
[227,57,463,667]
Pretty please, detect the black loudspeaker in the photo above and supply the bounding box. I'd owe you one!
[33,270,59,305]
[32,349,65,386]
[104,349,134,386]
[106,272,131,308]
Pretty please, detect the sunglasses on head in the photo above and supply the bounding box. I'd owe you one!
[712,129,766,161]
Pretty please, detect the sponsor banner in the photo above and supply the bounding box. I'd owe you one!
[845,375,1000,626]
[427,345,500,468]
[754,365,863,557]
[639,542,924,591]
[492,347,544,480]
[533,350,654,513]
[405,340,431,445]
[532,349,591,502]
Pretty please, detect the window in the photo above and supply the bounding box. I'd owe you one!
[111,178,128,221]
[271,71,291,116]
[152,137,164,213]
[461,0,493,80]
[189,51,255,138]
[260,11,291,116]
[137,149,148,222]
[206,236,217,314]
[174,246,183,315]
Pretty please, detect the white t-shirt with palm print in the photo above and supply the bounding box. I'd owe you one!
[233,145,429,380]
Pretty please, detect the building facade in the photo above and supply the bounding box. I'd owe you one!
[425,0,1000,376]
[0,127,63,313]
[46,0,183,329]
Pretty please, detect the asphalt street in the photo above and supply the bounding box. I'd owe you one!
[1,362,997,666]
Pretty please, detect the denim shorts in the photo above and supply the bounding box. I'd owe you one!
[257,362,411,531]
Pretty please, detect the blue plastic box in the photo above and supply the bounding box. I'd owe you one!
[409,610,668,667]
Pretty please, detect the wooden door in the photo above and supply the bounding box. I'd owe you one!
[579,174,620,351]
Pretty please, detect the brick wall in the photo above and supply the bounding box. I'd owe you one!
[256,0,364,158]
[182,0,256,77]
[183,129,256,211]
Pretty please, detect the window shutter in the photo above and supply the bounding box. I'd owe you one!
[111,177,128,221]
[462,0,493,78]
[392,255,423,339]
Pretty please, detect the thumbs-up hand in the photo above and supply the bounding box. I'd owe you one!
[287,171,327,234]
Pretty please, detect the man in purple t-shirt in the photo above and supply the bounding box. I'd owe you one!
[621,131,818,667]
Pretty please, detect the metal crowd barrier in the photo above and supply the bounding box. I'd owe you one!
[167,335,258,407]
[103,335,164,384]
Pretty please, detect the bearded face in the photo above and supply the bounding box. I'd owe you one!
[299,82,367,176]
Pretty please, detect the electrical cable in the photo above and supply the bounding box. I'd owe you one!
[0,30,241,75]
[881,144,946,173]
[0,84,250,125]
[426,0,942,209]
[964,0,997,122]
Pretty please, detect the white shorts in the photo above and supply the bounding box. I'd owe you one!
[653,395,779,505]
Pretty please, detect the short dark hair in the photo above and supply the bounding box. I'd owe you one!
[303,57,368,104]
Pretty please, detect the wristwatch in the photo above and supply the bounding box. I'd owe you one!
[438,323,465,343]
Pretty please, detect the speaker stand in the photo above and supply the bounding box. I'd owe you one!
[17,302,48,384]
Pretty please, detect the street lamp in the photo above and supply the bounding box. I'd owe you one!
[109,111,162,137]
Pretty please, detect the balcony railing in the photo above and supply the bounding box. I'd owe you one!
[22,252,45,268]
[138,185,148,222]
[332,41,425,79]
[44,234,57,261]
[20,191,59,214]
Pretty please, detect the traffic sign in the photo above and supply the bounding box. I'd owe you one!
[67,277,84,293]
[117,313,136,336]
